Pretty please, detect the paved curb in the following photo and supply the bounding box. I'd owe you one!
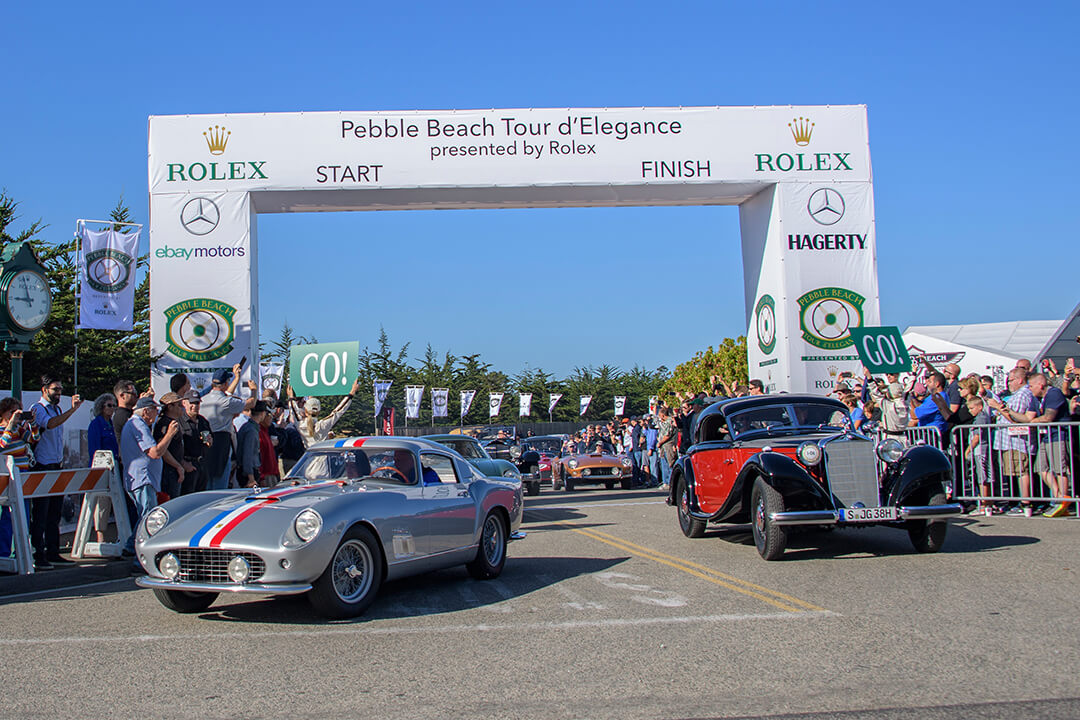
[0,556,135,599]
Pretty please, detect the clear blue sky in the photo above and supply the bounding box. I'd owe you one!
[3,2,1077,378]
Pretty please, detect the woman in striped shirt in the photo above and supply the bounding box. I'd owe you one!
[0,397,42,559]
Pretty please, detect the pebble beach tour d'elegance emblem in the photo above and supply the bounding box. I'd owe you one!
[164,298,236,362]
[755,294,776,355]
[797,287,865,350]
[85,248,134,293]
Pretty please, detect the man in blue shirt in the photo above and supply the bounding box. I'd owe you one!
[911,372,951,447]
[28,375,83,570]
[1029,374,1071,517]
[121,397,179,560]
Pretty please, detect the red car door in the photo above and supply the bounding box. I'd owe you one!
[691,447,742,515]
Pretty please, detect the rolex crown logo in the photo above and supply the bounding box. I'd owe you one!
[788,116,814,146]
[827,365,839,379]
[203,125,231,155]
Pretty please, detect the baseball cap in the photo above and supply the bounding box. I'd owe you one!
[182,389,202,402]
[134,397,159,411]
[212,368,233,384]
[159,392,181,406]
[252,400,269,414]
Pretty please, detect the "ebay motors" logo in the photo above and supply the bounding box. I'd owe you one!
[156,246,246,261]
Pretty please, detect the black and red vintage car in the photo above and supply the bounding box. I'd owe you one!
[668,395,962,560]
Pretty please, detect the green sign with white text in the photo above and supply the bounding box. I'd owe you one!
[288,341,360,397]
[849,326,911,375]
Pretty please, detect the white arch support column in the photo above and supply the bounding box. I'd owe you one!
[149,191,259,393]
[743,180,880,393]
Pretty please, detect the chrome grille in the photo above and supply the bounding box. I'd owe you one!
[158,548,266,583]
[583,466,619,477]
[824,441,881,508]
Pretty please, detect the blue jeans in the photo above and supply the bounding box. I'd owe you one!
[632,450,643,483]
[123,484,158,555]
[648,451,659,483]
[659,456,671,487]
[208,459,231,491]
[0,506,11,558]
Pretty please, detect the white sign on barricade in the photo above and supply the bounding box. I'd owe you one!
[71,450,132,560]
[0,454,127,575]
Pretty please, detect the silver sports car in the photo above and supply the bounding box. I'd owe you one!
[135,437,524,618]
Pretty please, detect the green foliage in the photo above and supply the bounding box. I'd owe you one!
[660,336,748,400]
[0,193,150,399]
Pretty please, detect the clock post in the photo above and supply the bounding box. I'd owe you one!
[0,243,53,402]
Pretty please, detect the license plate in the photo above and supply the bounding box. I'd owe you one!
[838,506,897,523]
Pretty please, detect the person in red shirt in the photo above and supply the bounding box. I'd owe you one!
[258,407,279,487]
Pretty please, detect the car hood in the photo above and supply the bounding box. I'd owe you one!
[566,454,623,468]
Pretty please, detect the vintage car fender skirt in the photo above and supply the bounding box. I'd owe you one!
[467,512,507,580]
[751,478,788,561]
[309,525,383,619]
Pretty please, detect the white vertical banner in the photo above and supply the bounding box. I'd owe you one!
[549,393,563,414]
[489,392,504,418]
[259,363,284,395]
[405,385,424,419]
[579,396,592,417]
[649,396,658,415]
[519,393,532,417]
[460,390,476,419]
[374,380,392,418]
[614,396,626,416]
[431,388,449,418]
[78,226,141,330]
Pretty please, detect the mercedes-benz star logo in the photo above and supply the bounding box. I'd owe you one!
[807,188,845,226]
[180,197,220,235]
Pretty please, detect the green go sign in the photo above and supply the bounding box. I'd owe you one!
[849,326,911,375]
[289,342,360,396]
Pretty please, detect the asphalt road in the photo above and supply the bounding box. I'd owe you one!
[1,488,1078,720]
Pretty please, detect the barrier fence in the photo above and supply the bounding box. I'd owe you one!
[874,422,1078,518]
[0,451,130,575]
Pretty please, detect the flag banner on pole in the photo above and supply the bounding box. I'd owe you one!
[549,393,562,414]
[614,396,626,416]
[78,226,140,330]
[374,380,392,418]
[489,392,504,418]
[579,395,592,416]
[432,388,449,418]
[519,393,532,417]
[259,363,284,395]
[405,385,424,419]
[649,396,658,415]
[382,407,395,436]
[460,390,476,419]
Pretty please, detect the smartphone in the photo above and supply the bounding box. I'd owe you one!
[238,355,247,369]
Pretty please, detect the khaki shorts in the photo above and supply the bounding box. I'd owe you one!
[1002,449,1030,476]
[1035,440,1070,475]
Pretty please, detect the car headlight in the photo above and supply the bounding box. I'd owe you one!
[582,468,591,476]
[159,552,180,579]
[621,457,632,467]
[294,509,322,542]
[797,442,823,466]
[502,468,520,478]
[568,459,578,469]
[145,507,169,536]
[227,555,251,583]
[876,438,904,464]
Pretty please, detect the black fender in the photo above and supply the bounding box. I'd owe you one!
[669,455,697,509]
[516,450,541,472]
[735,452,835,515]
[882,445,953,506]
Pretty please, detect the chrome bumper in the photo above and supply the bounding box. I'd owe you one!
[136,576,313,595]
[770,503,964,526]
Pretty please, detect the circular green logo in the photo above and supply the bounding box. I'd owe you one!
[164,298,237,362]
[797,287,865,350]
[755,294,776,355]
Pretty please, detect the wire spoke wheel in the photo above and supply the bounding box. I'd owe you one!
[332,539,374,602]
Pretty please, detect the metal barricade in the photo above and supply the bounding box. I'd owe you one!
[949,421,1078,518]
[874,426,943,449]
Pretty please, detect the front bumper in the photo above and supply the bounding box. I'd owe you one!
[136,576,313,595]
[770,503,963,526]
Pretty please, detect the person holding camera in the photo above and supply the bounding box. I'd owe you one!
[0,397,42,561]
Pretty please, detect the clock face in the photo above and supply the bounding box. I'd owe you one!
[6,270,52,331]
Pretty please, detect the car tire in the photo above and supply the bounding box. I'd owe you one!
[526,481,540,496]
[564,477,575,492]
[676,478,707,538]
[620,478,632,490]
[467,511,507,580]
[751,477,788,561]
[604,481,615,490]
[308,525,383,619]
[907,492,949,554]
[152,588,218,613]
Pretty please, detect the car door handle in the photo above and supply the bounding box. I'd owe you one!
[723,459,734,465]
[457,490,469,497]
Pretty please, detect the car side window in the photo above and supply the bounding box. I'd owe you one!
[420,453,460,484]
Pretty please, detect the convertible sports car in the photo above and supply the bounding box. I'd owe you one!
[424,434,521,483]
[668,395,962,560]
[512,434,567,495]
[135,437,524,618]
[552,445,634,492]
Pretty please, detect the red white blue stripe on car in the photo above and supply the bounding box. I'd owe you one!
[188,481,339,548]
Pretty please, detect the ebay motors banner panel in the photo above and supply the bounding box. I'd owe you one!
[149,191,256,394]
[746,182,880,394]
[148,106,870,196]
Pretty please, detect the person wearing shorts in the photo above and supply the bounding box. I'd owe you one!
[1029,373,1072,517]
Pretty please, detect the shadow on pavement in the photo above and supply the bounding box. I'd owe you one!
[523,487,665,509]
[194,555,629,625]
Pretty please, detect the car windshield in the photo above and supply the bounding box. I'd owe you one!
[436,439,487,460]
[726,403,850,439]
[287,449,421,485]
[522,438,562,455]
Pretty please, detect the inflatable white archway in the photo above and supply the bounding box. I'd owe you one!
[148,106,878,395]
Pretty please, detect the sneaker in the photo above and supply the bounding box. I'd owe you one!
[1044,503,1070,518]
[659,484,669,492]
[1004,506,1025,516]
[33,558,54,571]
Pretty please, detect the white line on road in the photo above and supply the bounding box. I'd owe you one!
[0,610,837,647]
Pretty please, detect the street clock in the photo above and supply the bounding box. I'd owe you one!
[0,242,52,353]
